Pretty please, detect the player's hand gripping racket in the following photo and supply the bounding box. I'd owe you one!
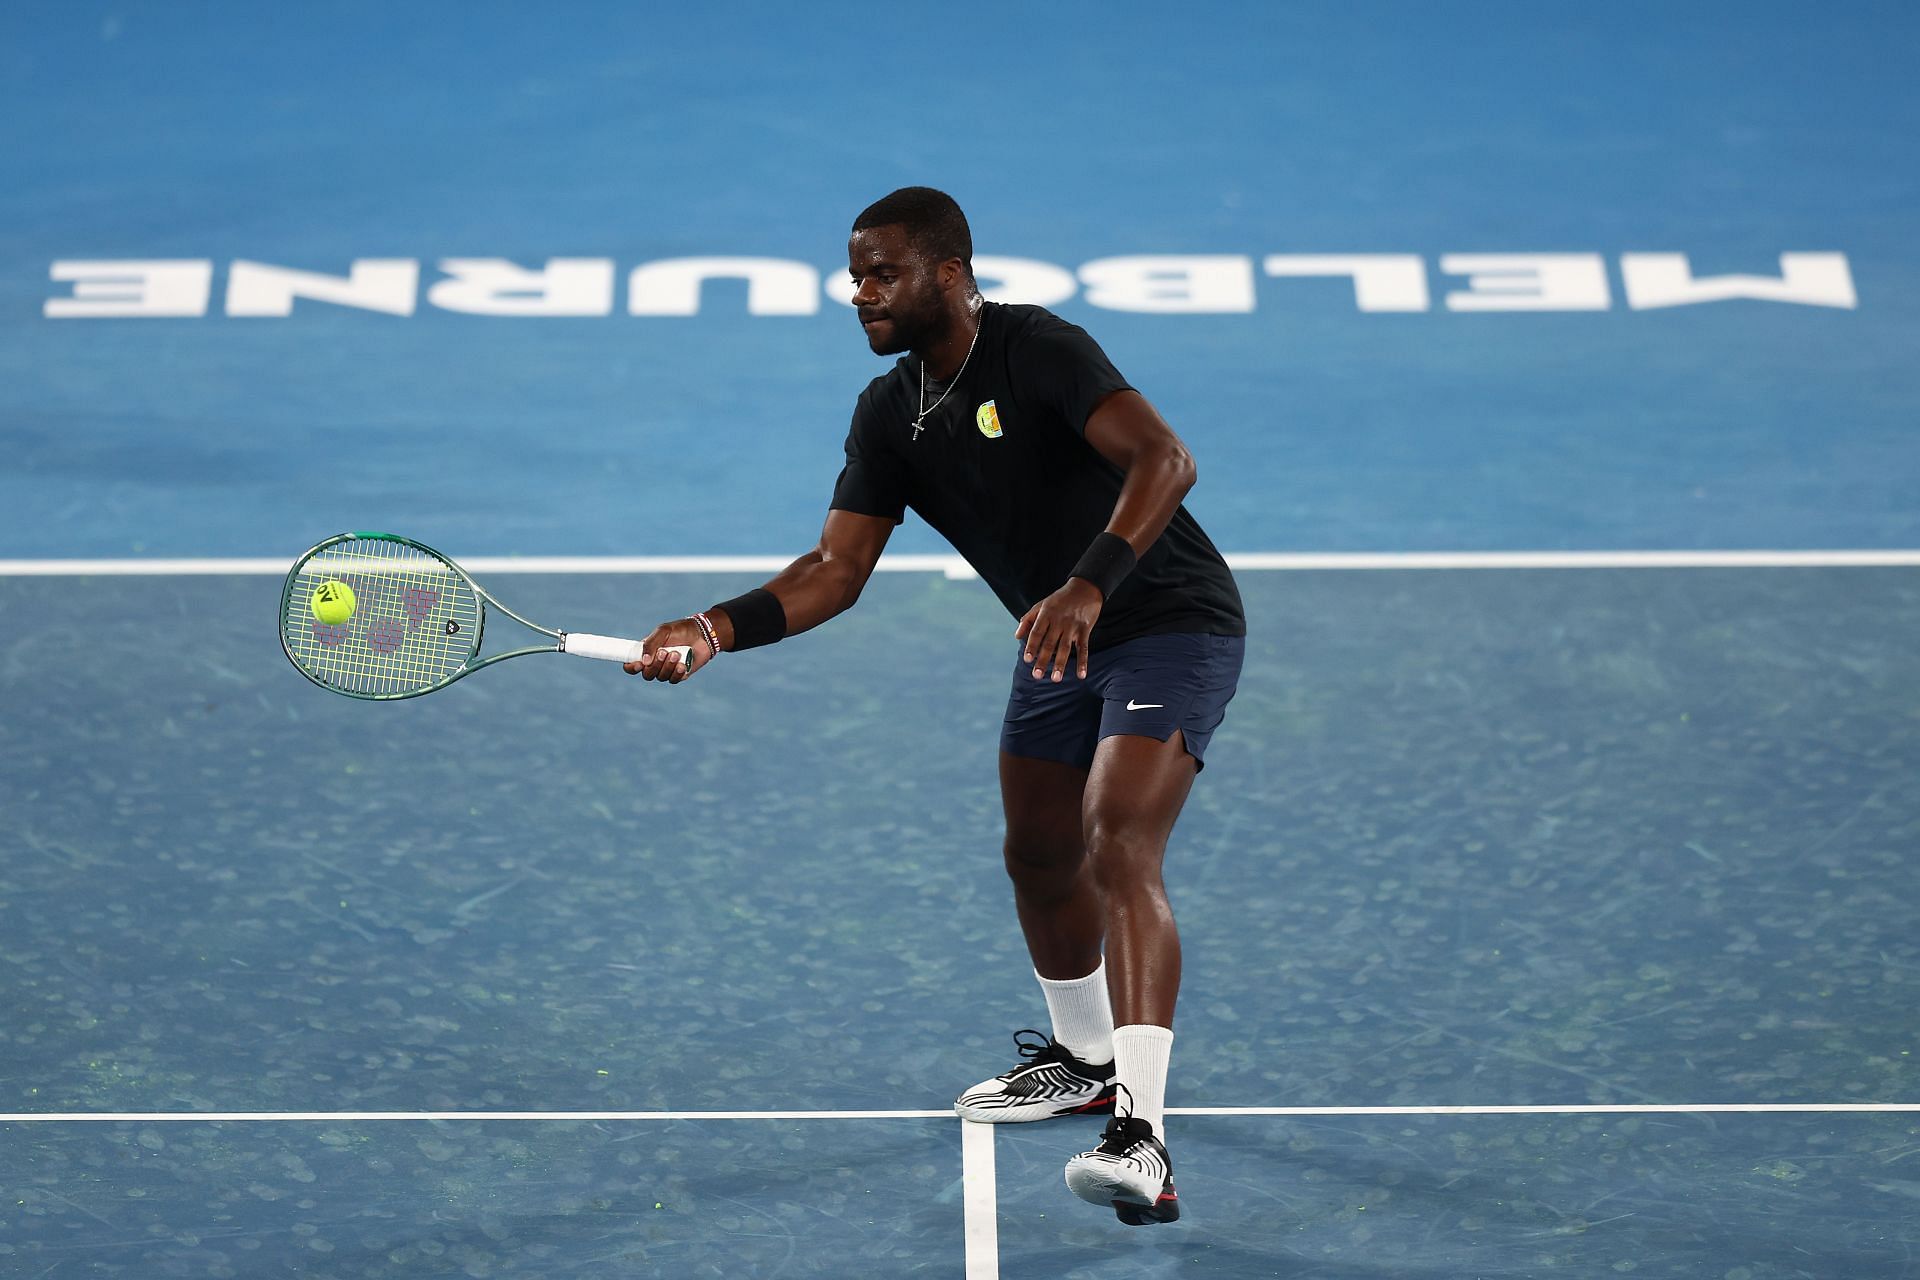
[279,532,689,700]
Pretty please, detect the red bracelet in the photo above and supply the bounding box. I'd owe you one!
[691,611,721,659]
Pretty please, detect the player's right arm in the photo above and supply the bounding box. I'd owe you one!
[626,509,893,681]
[713,509,893,644]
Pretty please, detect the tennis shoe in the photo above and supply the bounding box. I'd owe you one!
[1064,1111,1180,1225]
[954,1030,1117,1123]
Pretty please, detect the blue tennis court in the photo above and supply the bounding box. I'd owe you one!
[3,3,1918,1276]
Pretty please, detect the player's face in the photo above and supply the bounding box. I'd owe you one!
[849,225,948,356]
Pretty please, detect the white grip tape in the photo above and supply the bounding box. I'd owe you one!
[563,632,691,666]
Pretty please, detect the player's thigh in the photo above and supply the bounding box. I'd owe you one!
[1078,631,1241,860]
[1000,640,1102,868]
[1083,730,1198,870]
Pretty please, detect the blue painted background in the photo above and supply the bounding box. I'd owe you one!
[4,7,1920,1275]
[2,1,1915,558]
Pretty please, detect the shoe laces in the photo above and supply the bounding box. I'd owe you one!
[1094,1084,1152,1154]
[1004,1028,1073,1073]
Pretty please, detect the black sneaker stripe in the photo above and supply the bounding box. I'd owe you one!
[960,1073,1104,1110]
[1008,1065,1085,1100]
[1086,1141,1168,1180]
[960,1044,1112,1113]
[1006,1061,1102,1087]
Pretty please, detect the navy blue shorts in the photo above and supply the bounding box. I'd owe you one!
[1000,632,1246,772]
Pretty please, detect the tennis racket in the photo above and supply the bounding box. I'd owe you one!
[279,531,689,700]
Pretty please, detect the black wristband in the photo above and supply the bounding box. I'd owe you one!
[712,587,787,651]
[1069,531,1137,600]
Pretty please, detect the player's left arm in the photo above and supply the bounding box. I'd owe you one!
[1015,389,1197,682]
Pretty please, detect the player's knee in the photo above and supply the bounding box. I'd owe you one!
[1002,836,1085,902]
[1082,825,1168,898]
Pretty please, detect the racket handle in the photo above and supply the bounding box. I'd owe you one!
[562,633,691,666]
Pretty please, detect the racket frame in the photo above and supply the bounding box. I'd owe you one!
[280,531,588,700]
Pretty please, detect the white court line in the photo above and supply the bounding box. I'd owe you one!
[2,549,1919,577]
[10,1105,1912,1280]
[1172,1103,1920,1116]
[961,1120,998,1280]
[2,1103,1914,1123]
[0,1109,954,1123]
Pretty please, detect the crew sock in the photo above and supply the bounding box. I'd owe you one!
[1036,963,1114,1065]
[1112,1023,1174,1135]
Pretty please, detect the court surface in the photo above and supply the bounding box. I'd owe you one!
[4,3,1919,1276]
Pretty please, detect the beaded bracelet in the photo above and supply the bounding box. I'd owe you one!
[691,611,722,660]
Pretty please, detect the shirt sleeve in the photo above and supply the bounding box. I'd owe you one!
[828,388,909,523]
[1018,314,1135,436]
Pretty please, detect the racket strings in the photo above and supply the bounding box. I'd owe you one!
[281,537,481,697]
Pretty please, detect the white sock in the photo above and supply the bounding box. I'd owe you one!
[1112,1024,1174,1135]
[1036,964,1114,1065]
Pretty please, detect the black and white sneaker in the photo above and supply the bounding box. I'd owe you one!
[954,1030,1118,1123]
[1064,1111,1180,1225]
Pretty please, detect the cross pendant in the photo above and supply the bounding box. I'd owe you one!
[911,416,926,441]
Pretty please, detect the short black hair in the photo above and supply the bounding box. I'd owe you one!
[852,187,973,274]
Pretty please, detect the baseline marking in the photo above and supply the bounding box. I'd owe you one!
[11,1104,1910,1280]
[3,1103,1914,1123]
[2,549,1918,578]
[0,1109,954,1123]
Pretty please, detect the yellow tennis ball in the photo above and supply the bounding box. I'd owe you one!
[311,579,356,626]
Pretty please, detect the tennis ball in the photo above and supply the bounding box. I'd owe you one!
[311,579,356,626]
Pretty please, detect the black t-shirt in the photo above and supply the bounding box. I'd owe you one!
[830,301,1245,649]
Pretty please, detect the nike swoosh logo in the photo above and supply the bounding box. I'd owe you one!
[1126,700,1164,711]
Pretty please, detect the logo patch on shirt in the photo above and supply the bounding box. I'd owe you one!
[975,400,1004,439]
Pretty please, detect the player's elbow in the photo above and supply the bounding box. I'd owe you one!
[821,554,870,614]
[1163,439,1198,497]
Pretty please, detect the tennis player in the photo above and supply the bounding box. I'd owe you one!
[629,187,1245,1226]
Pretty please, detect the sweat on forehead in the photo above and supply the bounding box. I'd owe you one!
[851,186,973,269]
[848,225,934,271]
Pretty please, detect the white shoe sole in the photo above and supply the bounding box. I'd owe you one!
[1065,1158,1160,1207]
[954,1093,1115,1124]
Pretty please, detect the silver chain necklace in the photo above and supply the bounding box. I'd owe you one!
[912,310,983,441]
